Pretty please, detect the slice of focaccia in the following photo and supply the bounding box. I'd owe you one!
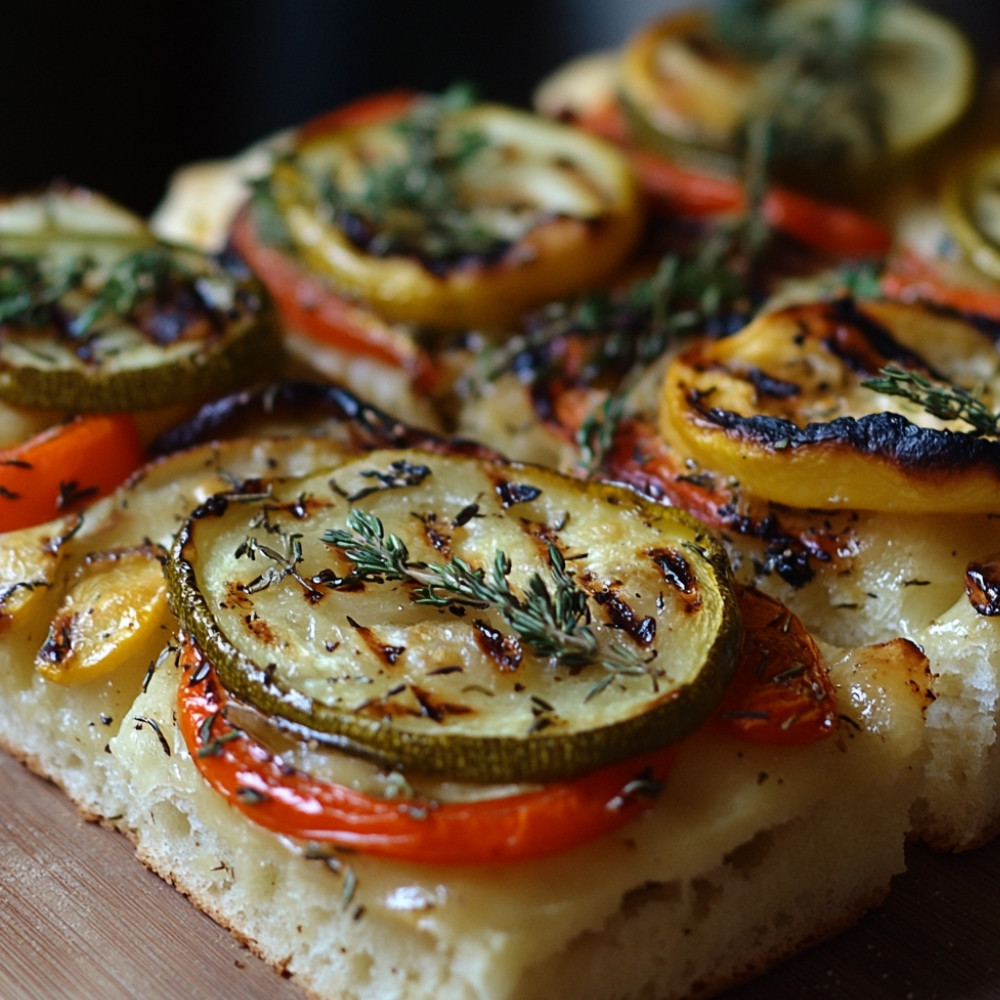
[656,296,1000,850]
[0,423,926,1000]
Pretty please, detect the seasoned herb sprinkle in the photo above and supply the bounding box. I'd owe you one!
[320,508,656,689]
[862,366,1000,436]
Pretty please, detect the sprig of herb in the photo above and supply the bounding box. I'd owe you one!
[862,366,1000,436]
[715,0,887,167]
[235,528,321,597]
[0,246,193,337]
[479,218,757,388]
[320,508,654,686]
[320,83,504,262]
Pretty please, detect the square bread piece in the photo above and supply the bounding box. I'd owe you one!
[98,639,924,1000]
[725,508,1000,851]
[0,434,926,1000]
[460,373,1000,854]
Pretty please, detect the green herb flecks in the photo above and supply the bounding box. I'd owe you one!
[320,84,505,264]
[714,0,888,168]
[862,366,1000,436]
[320,508,656,689]
[0,255,89,327]
[0,246,196,340]
[70,247,194,337]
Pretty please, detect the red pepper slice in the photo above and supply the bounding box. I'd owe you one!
[630,149,892,258]
[570,99,891,258]
[297,89,418,141]
[0,414,144,533]
[177,639,675,865]
[882,248,1000,319]
[712,585,839,745]
[228,207,435,389]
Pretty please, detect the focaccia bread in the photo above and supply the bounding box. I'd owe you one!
[0,430,927,1000]
[5,1,1000,996]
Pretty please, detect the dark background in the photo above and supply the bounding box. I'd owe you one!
[0,1,995,217]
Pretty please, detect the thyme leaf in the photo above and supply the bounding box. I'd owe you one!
[319,83,505,263]
[861,366,1000,436]
[320,508,654,685]
[715,0,887,167]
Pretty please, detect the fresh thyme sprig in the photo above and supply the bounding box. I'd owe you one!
[574,223,760,470]
[0,246,193,337]
[861,366,1000,436]
[320,508,655,687]
[320,83,503,263]
[477,218,756,389]
[716,0,887,167]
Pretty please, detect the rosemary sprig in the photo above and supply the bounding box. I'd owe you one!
[862,366,1000,436]
[320,508,654,685]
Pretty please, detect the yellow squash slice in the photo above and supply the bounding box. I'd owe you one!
[661,297,1000,513]
[268,99,644,331]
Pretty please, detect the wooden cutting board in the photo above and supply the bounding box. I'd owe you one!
[1,748,998,1000]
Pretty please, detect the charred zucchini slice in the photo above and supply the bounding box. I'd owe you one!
[168,448,742,783]
[0,187,281,411]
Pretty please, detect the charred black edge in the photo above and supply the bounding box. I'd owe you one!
[149,379,498,459]
[695,400,1000,477]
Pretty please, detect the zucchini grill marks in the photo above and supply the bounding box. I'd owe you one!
[0,187,280,413]
[168,449,742,784]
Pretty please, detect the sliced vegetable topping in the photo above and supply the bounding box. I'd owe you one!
[246,90,644,333]
[0,187,281,412]
[35,544,171,685]
[168,448,742,783]
[177,640,677,865]
[0,414,144,532]
[713,585,837,744]
[618,0,974,189]
[661,297,1000,512]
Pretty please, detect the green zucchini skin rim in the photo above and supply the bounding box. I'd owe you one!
[0,229,284,412]
[166,463,744,785]
[0,305,283,412]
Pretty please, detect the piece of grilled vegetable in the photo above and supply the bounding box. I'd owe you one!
[661,297,1000,513]
[618,0,974,191]
[254,95,644,333]
[168,448,742,783]
[0,186,281,412]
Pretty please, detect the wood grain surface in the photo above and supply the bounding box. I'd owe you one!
[1,749,998,1000]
